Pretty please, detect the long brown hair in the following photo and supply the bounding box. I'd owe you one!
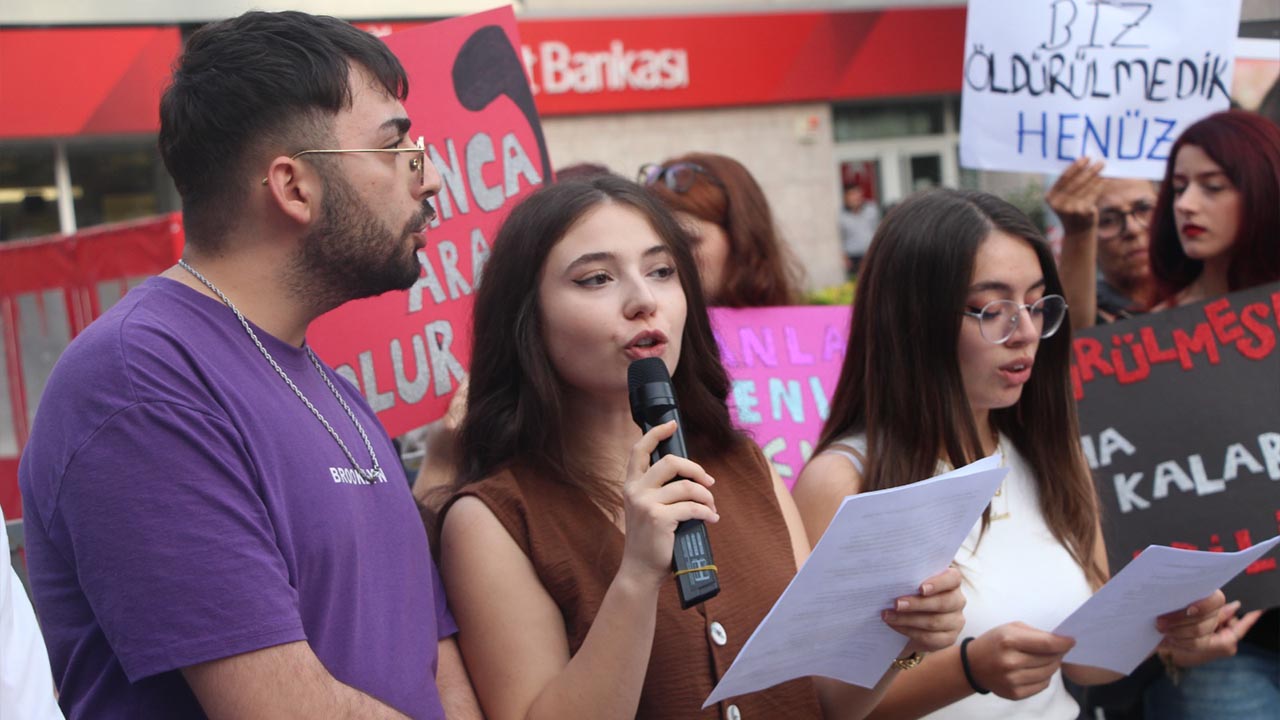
[1149,110,1280,304]
[447,176,741,517]
[647,152,803,307]
[814,189,1105,588]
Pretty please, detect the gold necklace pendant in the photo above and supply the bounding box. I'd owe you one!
[939,434,1012,521]
[990,436,1011,521]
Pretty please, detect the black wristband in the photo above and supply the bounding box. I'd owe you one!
[960,637,991,695]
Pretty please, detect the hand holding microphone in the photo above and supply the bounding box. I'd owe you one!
[617,420,719,597]
[626,358,721,608]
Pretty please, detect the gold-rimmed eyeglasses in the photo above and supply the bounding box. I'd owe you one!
[261,136,426,187]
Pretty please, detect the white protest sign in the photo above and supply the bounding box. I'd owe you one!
[960,0,1242,179]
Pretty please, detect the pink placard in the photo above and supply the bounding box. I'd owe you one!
[308,7,548,437]
[711,305,852,487]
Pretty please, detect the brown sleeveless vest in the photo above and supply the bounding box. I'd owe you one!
[449,439,823,719]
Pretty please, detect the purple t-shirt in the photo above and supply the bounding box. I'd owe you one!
[19,277,455,719]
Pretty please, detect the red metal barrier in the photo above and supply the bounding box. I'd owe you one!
[0,213,184,518]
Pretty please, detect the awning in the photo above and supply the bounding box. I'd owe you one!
[0,27,181,139]
[0,9,969,140]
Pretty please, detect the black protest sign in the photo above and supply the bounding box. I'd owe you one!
[1073,282,1280,611]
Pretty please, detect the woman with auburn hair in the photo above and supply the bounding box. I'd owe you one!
[640,152,803,307]
[1142,109,1280,720]
[434,175,966,719]
[792,189,1242,719]
[1149,109,1280,308]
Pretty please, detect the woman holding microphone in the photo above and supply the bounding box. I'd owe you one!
[434,176,965,719]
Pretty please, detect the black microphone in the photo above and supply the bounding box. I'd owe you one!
[627,357,720,609]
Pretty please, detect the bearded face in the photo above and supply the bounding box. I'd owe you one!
[292,160,435,310]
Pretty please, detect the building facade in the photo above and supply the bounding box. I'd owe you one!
[2,1,1278,515]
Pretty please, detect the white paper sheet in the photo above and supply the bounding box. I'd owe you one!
[703,455,1007,708]
[1055,535,1280,674]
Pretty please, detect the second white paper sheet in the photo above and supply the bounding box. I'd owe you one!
[1054,535,1280,674]
[704,455,1008,708]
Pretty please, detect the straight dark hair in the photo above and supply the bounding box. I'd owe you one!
[1149,110,1280,303]
[815,189,1105,588]
[648,152,803,307]
[449,176,740,517]
[159,11,409,252]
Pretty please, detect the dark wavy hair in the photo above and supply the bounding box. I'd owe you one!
[1149,110,1280,303]
[810,189,1105,588]
[447,175,740,517]
[647,152,803,307]
[159,11,408,251]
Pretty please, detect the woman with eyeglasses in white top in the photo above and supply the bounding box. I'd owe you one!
[792,188,1243,719]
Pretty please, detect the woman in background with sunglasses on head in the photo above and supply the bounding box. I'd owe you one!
[640,152,803,307]
[791,189,1242,719]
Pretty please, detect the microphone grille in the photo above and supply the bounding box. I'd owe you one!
[627,357,670,394]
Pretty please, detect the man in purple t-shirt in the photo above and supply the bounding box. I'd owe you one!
[18,11,481,719]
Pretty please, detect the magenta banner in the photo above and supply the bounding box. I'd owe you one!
[711,306,851,487]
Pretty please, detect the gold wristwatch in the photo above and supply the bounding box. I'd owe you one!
[892,651,927,670]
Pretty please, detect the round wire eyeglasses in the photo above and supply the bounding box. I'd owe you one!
[961,294,1069,344]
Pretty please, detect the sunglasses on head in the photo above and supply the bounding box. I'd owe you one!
[637,162,724,193]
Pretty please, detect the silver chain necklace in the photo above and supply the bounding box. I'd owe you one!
[178,259,384,483]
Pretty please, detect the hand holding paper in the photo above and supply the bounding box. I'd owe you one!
[882,566,967,658]
[961,623,1076,700]
[1053,535,1280,675]
[703,455,1007,708]
[1157,595,1264,670]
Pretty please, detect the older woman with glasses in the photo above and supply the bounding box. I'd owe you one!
[1046,160,1159,327]
[791,189,1241,720]
[639,152,803,307]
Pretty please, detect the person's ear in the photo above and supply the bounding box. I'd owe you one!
[262,157,319,226]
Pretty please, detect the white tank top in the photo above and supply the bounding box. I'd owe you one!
[827,434,1094,720]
